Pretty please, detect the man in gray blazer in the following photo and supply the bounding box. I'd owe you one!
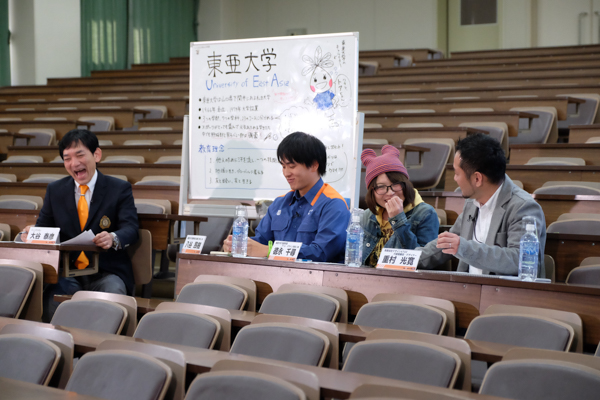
[417,133,546,276]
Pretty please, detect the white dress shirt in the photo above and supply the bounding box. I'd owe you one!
[74,170,98,209]
[469,183,503,274]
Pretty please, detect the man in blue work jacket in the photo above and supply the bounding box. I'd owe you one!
[223,131,350,262]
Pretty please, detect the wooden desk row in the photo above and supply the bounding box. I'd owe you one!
[360,66,600,84]
[0,82,189,95]
[175,254,600,350]
[359,96,580,120]
[357,83,600,102]
[0,162,180,183]
[0,98,188,118]
[0,109,145,130]
[0,89,188,103]
[7,144,183,164]
[509,143,600,165]
[380,54,600,75]
[364,111,535,136]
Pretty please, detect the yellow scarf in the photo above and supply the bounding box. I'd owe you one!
[366,189,423,267]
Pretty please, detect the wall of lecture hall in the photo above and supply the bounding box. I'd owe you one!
[5,0,577,87]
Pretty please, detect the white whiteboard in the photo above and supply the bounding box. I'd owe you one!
[189,32,360,205]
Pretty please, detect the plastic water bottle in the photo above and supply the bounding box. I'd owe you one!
[345,209,364,267]
[518,223,539,281]
[231,205,248,258]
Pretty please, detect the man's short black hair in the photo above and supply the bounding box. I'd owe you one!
[456,133,506,185]
[277,132,327,176]
[59,129,99,159]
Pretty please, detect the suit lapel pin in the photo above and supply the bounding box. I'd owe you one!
[99,215,111,229]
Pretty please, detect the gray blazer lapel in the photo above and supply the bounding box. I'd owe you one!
[485,180,512,246]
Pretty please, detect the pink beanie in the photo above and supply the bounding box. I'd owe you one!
[361,145,410,187]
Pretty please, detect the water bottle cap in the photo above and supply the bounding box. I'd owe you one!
[526,224,535,231]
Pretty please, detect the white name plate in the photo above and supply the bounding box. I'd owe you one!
[376,248,422,271]
[182,235,207,254]
[269,241,302,262]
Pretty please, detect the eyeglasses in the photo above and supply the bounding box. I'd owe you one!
[374,183,403,195]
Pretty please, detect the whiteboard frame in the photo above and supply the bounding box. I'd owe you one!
[185,32,360,216]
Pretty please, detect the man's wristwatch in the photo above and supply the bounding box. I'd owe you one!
[110,232,121,250]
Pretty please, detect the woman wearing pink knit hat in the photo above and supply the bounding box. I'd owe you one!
[360,145,439,267]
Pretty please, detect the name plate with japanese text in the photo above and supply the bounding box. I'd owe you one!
[182,235,207,254]
[26,227,60,245]
[376,249,422,271]
[268,241,302,262]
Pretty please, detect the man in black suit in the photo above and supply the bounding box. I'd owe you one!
[24,129,139,321]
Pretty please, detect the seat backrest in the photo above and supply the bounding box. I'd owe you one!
[0,173,17,182]
[483,304,583,352]
[0,324,74,388]
[51,299,127,335]
[184,370,306,400]
[547,218,600,235]
[0,259,43,321]
[135,175,181,186]
[566,265,600,287]
[155,156,182,164]
[276,283,348,323]
[354,301,447,336]
[22,174,68,183]
[155,301,232,351]
[65,349,172,400]
[371,293,457,336]
[586,136,600,143]
[534,184,600,195]
[459,122,509,157]
[343,338,461,389]
[102,155,145,164]
[134,309,221,349]
[402,139,453,189]
[0,333,61,386]
[544,254,556,283]
[0,223,10,241]
[177,282,248,311]
[259,291,340,323]
[0,264,35,318]
[465,314,574,352]
[0,195,43,210]
[397,122,444,128]
[394,109,436,113]
[98,340,185,400]
[71,290,138,335]
[450,107,494,112]
[480,358,600,400]
[526,157,586,166]
[509,107,558,144]
[134,199,171,214]
[193,274,256,311]
[211,360,319,400]
[124,139,163,145]
[78,116,115,131]
[435,208,447,225]
[230,322,330,367]
[349,383,471,400]
[127,229,153,286]
[582,257,600,266]
[251,314,339,369]
[3,155,43,163]
[18,128,56,145]
[557,93,600,126]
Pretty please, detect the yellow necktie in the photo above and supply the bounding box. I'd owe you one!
[75,185,89,269]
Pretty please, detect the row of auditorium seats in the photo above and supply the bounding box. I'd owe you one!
[2,270,600,399]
